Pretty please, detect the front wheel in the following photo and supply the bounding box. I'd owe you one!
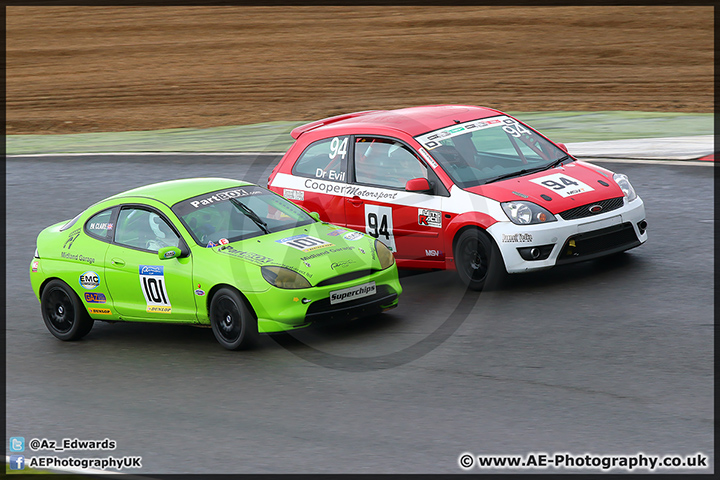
[40,279,94,341]
[209,288,258,350]
[454,229,506,291]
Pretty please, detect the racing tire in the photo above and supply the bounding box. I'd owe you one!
[210,288,258,350]
[40,279,94,341]
[454,228,506,291]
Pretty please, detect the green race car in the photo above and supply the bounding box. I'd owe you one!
[30,178,401,350]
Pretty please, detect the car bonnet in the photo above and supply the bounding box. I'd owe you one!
[464,161,626,214]
[212,222,380,285]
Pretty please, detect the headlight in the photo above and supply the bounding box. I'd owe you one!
[261,266,311,289]
[501,201,557,225]
[613,173,637,202]
[375,239,395,269]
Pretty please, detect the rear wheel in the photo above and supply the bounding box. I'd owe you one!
[454,229,506,291]
[40,279,94,341]
[210,288,258,350]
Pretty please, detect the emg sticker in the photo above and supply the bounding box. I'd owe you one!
[79,271,100,290]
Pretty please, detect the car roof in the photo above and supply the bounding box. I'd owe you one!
[106,177,255,206]
[291,104,504,139]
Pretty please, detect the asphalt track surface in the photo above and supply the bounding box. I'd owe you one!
[6,154,714,474]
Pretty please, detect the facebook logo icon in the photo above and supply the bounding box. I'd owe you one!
[10,436,25,452]
[9,455,25,470]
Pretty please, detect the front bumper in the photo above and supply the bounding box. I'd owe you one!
[487,197,647,274]
[249,264,402,333]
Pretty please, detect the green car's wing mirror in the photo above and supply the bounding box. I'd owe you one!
[158,246,182,260]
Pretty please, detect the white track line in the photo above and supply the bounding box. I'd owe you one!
[578,157,713,167]
[7,152,713,166]
[6,152,277,158]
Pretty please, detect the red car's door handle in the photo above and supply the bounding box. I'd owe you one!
[347,196,363,207]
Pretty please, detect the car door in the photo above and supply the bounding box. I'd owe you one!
[345,136,447,263]
[103,204,197,322]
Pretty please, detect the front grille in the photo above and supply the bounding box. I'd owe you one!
[558,197,624,221]
[316,269,376,287]
[557,222,640,264]
[306,284,398,324]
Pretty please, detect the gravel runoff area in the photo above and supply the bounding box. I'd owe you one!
[6,6,713,136]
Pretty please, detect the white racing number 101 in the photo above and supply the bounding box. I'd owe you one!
[139,265,172,313]
[364,204,396,252]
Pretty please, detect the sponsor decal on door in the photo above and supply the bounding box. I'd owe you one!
[364,204,396,252]
[139,265,172,313]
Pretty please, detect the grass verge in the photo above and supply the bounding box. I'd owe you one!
[6,112,713,155]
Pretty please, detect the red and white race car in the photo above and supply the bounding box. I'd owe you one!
[268,105,647,290]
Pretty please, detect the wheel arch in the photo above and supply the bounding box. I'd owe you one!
[445,212,498,256]
[450,223,500,261]
[39,276,89,312]
[205,283,258,321]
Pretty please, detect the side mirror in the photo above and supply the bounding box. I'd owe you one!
[557,143,568,153]
[158,246,182,260]
[405,177,432,193]
[309,212,321,222]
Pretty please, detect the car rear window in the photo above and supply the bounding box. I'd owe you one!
[291,136,349,182]
[85,208,114,239]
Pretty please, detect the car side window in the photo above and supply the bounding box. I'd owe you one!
[292,136,349,182]
[84,208,114,239]
[115,207,180,253]
[354,137,427,189]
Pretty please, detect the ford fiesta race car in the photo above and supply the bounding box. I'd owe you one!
[268,105,647,290]
[30,178,401,350]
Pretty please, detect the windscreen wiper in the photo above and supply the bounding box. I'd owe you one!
[483,155,572,185]
[540,154,572,171]
[230,198,270,234]
[484,167,544,184]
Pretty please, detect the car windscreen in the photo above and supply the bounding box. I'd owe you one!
[172,185,314,246]
[414,115,569,188]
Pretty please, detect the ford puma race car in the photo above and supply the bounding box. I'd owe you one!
[30,178,401,350]
[268,105,647,290]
